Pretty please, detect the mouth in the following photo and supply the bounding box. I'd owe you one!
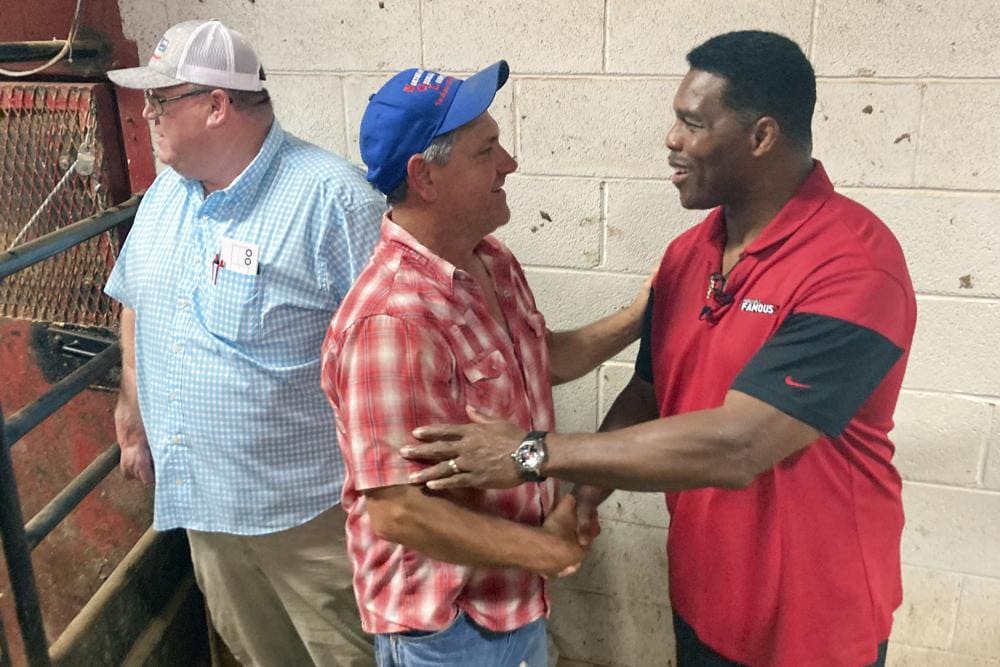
[668,158,690,185]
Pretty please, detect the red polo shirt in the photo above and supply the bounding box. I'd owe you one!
[636,162,916,666]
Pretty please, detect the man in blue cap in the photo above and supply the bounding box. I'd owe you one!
[320,61,650,666]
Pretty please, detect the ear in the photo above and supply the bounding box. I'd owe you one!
[205,89,232,129]
[405,154,437,203]
[749,116,780,157]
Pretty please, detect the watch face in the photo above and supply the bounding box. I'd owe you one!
[518,447,542,468]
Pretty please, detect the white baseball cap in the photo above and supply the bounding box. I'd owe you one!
[108,20,264,91]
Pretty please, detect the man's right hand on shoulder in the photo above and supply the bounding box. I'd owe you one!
[115,401,154,484]
[539,494,586,578]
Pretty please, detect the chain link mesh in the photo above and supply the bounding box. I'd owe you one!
[0,84,122,327]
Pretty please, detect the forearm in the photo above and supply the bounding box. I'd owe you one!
[116,308,141,414]
[572,374,661,505]
[548,303,645,386]
[367,485,573,575]
[546,391,820,491]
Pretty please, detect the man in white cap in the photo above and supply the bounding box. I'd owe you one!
[321,61,649,666]
[105,20,383,666]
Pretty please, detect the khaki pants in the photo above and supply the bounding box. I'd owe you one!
[187,505,374,667]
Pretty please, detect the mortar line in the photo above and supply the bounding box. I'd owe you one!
[602,0,610,73]
[339,77,350,158]
[265,68,1000,84]
[808,0,821,60]
[976,409,998,486]
[900,388,1000,403]
[911,82,928,186]
[948,576,965,646]
[417,0,426,67]
[903,480,1000,496]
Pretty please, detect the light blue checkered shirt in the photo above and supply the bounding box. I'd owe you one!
[105,121,384,534]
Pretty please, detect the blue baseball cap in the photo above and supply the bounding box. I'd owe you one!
[360,60,510,195]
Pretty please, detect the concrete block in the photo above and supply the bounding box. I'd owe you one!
[422,0,604,73]
[606,0,813,74]
[549,588,674,666]
[255,1,420,72]
[554,370,600,434]
[604,180,702,275]
[952,575,1000,659]
[889,565,962,649]
[915,84,1000,192]
[164,0,260,47]
[903,299,1000,397]
[890,391,991,486]
[599,362,636,422]
[888,644,1000,667]
[813,1,1000,78]
[496,176,603,270]
[900,482,1000,579]
[600,490,670,530]
[523,269,645,363]
[342,74,513,166]
[121,1,169,65]
[847,189,1000,298]
[558,519,669,604]
[267,74,347,156]
[813,82,922,188]
[517,78,675,179]
[985,414,1000,491]
[342,75,391,165]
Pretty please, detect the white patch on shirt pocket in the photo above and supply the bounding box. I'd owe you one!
[195,270,262,342]
[460,348,515,415]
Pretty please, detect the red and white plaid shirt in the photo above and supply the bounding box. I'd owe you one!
[321,216,557,634]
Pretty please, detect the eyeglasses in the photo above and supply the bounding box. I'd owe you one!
[143,88,211,117]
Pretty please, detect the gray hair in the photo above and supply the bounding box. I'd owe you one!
[191,85,273,112]
[386,127,462,206]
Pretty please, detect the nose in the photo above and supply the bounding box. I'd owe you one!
[665,120,683,152]
[498,144,518,175]
[141,98,157,121]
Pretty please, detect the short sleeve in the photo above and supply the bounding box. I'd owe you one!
[103,220,141,309]
[327,315,462,491]
[732,269,912,437]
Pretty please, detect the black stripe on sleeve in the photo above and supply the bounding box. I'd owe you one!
[731,312,903,437]
[634,288,655,383]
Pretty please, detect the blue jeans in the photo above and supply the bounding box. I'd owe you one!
[375,612,546,667]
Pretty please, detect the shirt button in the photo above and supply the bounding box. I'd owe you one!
[177,298,190,308]
[169,390,177,401]
[170,434,182,444]
[172,344,183,354]
[503,290,511,299]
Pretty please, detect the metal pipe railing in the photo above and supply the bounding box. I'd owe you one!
[0,195,140,281]
[0,40,104,64]
[3,343,121,449]
[25,443,121,550]
[0,413,51,667]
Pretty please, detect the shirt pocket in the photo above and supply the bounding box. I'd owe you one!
[460,348,516,418]
[194,269,263,342]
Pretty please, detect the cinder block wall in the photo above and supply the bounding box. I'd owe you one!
[120,2,1000,665]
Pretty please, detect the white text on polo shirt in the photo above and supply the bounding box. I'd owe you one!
[740,298,776,315]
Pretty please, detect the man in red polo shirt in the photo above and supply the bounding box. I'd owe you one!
[321,61,649,666]
[403,31,916,666]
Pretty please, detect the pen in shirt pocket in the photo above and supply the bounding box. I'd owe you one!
[212,252,225,284]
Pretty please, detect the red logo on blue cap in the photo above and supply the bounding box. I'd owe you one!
[403,70,455,106]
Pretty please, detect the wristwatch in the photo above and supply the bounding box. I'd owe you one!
[511,430,548,482]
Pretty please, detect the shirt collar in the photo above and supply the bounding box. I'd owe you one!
[183,120,286,213]
[696,160,835,254]
[379,214,506,296]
